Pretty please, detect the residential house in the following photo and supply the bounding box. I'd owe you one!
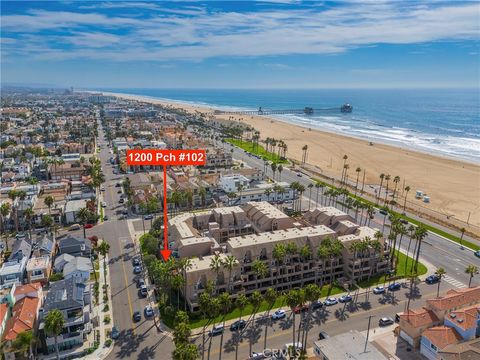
[64,199,88,224]
[57,236,91,258]
[62,257,92,283]
[26,256,51,285]
[420,326,463,360]
[437,337,480,360]
[38,278,91,354]
[0,258,28,287]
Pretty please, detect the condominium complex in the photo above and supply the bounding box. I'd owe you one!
[169,202,389,311]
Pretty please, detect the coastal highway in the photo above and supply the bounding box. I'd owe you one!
[192,282,456,360]
[227,143,480,289]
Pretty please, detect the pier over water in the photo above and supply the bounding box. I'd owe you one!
[214,103,353,116]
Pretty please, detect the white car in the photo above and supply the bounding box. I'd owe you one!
[324,297,338,306]
[271,309,286,320]
[373,286,386,295]
[101,201,107,208]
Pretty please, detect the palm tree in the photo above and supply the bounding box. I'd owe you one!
[198,186,207,207]
[179,257,193,311]
[1,203,11,250]
[383,174,391,206]
[263,288,277,349]
[209,254,223,293]
[10,330,34,359]
[301,284,322,348]
[234,294,248,360]
[270,162,277,180]
[314,182,322,206]
[316,246,330,287]
[328,239,343,294]
[392,176,401,202]
[44,309,65,360]
[264,188,273,202]
[248,290,263,329]
[44,195,55,214]
[434,267,446,297]
[24,207,35,240]
[307,183,314,210]
[285,289,302,359]
[459,228,466,248]
[97,241,110,285]
[222,255,238,293]
[377,173,385,204]
[8,190,19,231]
[301,145,308,164]
[278,164,284,181]
[403,185,411,211]
[217,292,232,360]
[77,207,91,238]
[354,167,362,195]
[413,225,428,274]
[404,225,416,273]
[465,265,478,287]
[296,184,306,212]
[252,259,268,289]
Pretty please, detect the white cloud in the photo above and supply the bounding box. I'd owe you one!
[1,2,479,62]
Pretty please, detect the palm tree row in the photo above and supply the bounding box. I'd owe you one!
[265,137,288,159]
[289,181,306,212]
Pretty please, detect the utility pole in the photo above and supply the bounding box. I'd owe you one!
[364,315,375,352]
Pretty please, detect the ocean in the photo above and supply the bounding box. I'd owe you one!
[96,88,480,163]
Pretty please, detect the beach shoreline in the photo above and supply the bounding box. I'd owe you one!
[88,90,480,228]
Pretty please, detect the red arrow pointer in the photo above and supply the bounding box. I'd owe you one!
[160,165,171,261]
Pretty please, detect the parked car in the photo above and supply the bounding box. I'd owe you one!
[339,295,353,303]
[474,250,480,258]
[293,304,309,314]
[133,311,141,322]
[136,278,145,288]
[311,300,323,310]
[400,219,409,225]
[101,201,107,208]
[373,286,386,295]
[271,309,286,320]
[103,215,109,221]
[250,352,267,360]
[139,285,148,297]
[144,214,154,220]
[379,317,394,326]
[324,297,338,306]
[144,305,154,317]
[388,282,401,291]
[68,224,81,231]
[426,274,440,284]
[115,183,121,187]
[118,214,127,220]
[100,186,105,191]
[230,319,246,331]
[318,331,329,340]
[119,198,125,204]
[379,209,388,216]
[209,325,224,336]
[133,266,142,274]
[132,258,141,266]
[84,223,93,229]
[111,326,120,339]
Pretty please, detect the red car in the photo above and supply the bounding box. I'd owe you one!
[84,224,94,229]
[293,304,309,314]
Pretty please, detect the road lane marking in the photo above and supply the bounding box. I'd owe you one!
[206,290,439,356]
[119,227,136,335]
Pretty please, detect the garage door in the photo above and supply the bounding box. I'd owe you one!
[400,330,414,346]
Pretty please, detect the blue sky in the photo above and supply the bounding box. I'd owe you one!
[1,1,479,89]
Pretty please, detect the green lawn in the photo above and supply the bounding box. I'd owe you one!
[226,138,288,164]
[311,177,479,252]
[162,284,345,329]
[357,250,427,288]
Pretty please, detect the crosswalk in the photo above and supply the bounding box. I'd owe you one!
[442,275,467,289]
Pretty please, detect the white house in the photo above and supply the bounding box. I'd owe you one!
[64,199,88,224]
[63,257,92,283]
[219,175,250,193]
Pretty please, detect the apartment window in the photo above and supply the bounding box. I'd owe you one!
[32,269,43,276]
[430,343,437,351]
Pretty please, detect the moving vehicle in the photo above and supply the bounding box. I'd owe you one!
[373,286,386,295]
[379,317,394,326]
[230,319,246,331]
[133,311,141,322]
[324,297,338,306]
[209,325,224,336]
[426,274,440,284]
[271,309,286,320]
[144,305,154,317]
[388,282,401,291]
[339,295,352,303]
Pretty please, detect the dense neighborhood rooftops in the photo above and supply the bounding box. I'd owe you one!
[3,296,40,341]
[422,326,463,350]
[43,278,86,312]
[427,287,480,311]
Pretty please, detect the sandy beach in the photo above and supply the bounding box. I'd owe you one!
[100,91,480,230]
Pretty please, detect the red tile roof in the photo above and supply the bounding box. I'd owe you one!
[447,304,480,331]
[422,326,463,350]
[400,307,440,328]
[427,287,480,312]
[14,283,41,298]
[3,297,39,341]
[0,303,8,321]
